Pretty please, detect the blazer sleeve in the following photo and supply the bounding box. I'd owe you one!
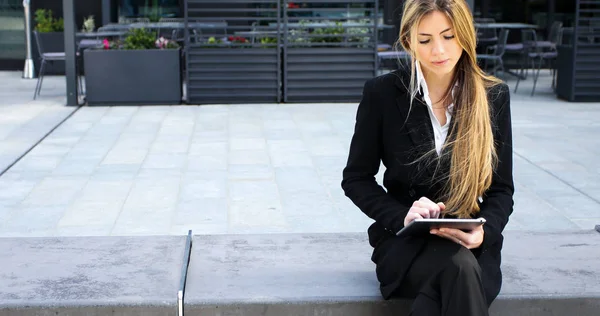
[341,79,410,233]
[479,83,515,250]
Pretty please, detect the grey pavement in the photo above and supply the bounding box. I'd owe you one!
[0,72,76,175]
[0,70,598,237]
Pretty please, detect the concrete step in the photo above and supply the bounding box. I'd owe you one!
[0,236,186,315]
[184,230,600,316]
[0,230,598,315]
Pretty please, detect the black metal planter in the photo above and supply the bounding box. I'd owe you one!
[83,48,182,105]
[284,47,376,103]
[556,0,600,102]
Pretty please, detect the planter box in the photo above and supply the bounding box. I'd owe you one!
[284,47,376,102]
[556,44,600,102]
[33,32,65,75]
[84,49,182,105]
[556,45,575,101]
[186,48,280,104]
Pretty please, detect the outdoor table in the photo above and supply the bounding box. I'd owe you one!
[76,31,127,38]
[100,22,228,31]
[271,22,394,29]
[474,23,539,29]
[378,50,409,60]
[474,23,539,79]
[75,32,127,52]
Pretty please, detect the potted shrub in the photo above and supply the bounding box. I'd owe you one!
[83,28,182,105]
[33,9,65,75]
[284,19,377,102]
[186,34,280,104]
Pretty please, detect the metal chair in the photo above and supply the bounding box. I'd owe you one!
[475,18,498,49]
[514,28,559,96]
[477,29,509,77]
[32,31,82,100]
[536,21,563,50]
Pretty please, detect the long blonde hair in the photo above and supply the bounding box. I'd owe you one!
[397,0,502,218]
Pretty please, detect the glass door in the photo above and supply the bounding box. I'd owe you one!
[0,0,25,64]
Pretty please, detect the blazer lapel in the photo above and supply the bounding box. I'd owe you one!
[396,73,438,184]
[394,74,435,152]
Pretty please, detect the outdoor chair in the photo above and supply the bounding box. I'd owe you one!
[475,18,498,50]
[477,29,509,77]
[538,21,563,50]
[32,31,83,100]
[514,28,562,96]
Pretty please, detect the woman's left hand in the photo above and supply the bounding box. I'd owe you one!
[430,225,484,249]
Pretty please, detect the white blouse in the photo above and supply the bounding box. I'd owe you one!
[415,60,455,156]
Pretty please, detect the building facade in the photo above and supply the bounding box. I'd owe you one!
[0,0,581,71]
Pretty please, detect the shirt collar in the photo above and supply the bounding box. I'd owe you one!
[415,60,456,112]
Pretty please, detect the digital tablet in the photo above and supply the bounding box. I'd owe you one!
[396,218,486,238]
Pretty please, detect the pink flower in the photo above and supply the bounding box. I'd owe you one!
[155,37,169,49]
[103,39,110,50]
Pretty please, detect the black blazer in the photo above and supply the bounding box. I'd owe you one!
[341,69,514,302]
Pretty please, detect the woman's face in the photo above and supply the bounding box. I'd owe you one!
[414,10,463,78]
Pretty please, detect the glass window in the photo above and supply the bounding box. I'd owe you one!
[0,0,25,60]
[119,0,181,20]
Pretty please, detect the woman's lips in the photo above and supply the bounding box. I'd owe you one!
[432,59,449,66]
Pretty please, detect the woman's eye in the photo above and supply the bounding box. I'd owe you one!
[444,35,455,40]
[419,40,430,44]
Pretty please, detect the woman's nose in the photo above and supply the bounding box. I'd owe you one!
[432,40,445,56]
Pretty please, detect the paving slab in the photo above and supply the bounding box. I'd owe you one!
[0,71,598,236]
[0,235,185,315]
[0,72,76,175]
[184,230,600,316]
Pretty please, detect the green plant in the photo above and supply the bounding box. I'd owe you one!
[205,36,224,47]
[347,19,373,45]
[122,28,158,50]
[82,15,95,33]
[145,0,162,22]
[259,37,277,47]
[101,28,178,50]
[34,9,64,33]
[310,21,344,44]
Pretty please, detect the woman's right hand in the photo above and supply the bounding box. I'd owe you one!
[403,197,445,227]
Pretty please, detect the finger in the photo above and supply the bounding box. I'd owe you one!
[434,231,465,247]
[418,196,435,204]
[437,202,446,211]
[439,228,473,246]
[409,207,431,219]
[416,198,441,214]
[406,212,423,224]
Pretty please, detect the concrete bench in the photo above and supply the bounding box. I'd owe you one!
[1,230,599,315]
[184,230,600,316]
[0,236,186,316]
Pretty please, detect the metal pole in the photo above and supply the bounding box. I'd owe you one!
[22,0,35,79]
[102,0,112,26]
[63,0,78,106]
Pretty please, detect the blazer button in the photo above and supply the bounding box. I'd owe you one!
[409,189,416,197]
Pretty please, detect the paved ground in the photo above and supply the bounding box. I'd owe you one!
[0,70,598,237]
[0,72,76,174]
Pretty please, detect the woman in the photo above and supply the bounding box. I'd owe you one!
[341,0,514,315]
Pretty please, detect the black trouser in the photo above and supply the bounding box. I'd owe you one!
[396,236,489,316]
